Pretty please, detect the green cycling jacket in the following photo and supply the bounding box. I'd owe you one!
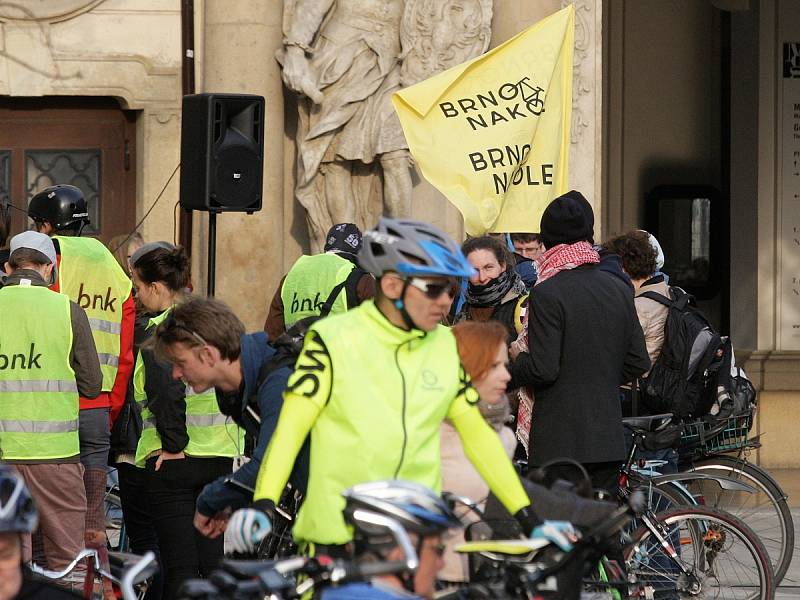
[254,300,531,544]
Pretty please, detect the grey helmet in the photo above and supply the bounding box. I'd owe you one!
[358,217,475,279]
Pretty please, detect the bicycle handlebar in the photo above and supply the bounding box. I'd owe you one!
[28,548,103,581]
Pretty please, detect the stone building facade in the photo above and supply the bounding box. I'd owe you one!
[1,0,797,466]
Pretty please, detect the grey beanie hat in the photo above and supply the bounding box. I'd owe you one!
[129,241,176,268]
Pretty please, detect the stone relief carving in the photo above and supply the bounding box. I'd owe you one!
[279,0,492,251]
[562,0,592,145]
[0,0,106,23]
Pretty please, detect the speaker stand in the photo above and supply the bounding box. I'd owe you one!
[207,211,218,296]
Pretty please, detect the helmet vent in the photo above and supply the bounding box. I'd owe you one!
[416,227,446,243]
[369,241,387,257]
[399,250,426,265]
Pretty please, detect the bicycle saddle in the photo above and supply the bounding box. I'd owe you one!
[622,413,673,432]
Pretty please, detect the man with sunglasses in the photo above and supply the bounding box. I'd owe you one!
[225,217,543,557]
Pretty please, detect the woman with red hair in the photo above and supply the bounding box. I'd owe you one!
[439,320,516,584]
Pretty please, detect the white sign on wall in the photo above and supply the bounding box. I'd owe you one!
[778,42,800,349]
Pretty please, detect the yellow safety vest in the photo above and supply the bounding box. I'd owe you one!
[0,284,79,460]
[55,236,132,391]
[133,308,243,467]
[280,253,355,328]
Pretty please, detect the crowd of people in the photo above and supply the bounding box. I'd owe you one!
[0,184,679,599]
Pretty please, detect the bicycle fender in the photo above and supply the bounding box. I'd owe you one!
[651,472,756,493]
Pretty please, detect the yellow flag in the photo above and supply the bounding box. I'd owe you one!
[393,5,574,236]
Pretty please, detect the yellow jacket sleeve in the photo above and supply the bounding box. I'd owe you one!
[253,330,332,502]
[450,406,531,516]
[253,393,321,502]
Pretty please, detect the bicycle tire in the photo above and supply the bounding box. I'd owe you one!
[624,478,691,537]
[104,490,129,553]
[624,506,775,600]
[685,455,794,583]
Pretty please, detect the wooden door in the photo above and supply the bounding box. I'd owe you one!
[0,97,136,246]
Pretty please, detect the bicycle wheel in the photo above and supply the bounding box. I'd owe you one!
[624,506,774,600]
[624,478,691,538]
[105,488,129,553]
[685,455,794,583]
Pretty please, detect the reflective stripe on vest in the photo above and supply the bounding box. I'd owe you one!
[142,413,232,429]
[133,307,243,467]
[0,419,79,433]
[0,285,80,460]
[0,380,78,393]
[97,353,120,367]
[280,253,354,327]
[55,236,132,391]
[88,318,122,335]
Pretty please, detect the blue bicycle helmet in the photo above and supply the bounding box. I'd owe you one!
[0,466,38,534]
[343,480,461,542]
[359,218,475,279]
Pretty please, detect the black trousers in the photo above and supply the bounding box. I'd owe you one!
[145,456,232,598]
[117,462,163,600]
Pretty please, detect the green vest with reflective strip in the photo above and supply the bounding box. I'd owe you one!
[55,236,132,391]
[133,308,242,467]
[0,284,79,460]
[280,253,354,327]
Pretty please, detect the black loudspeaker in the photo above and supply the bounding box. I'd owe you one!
[179,93,265,213]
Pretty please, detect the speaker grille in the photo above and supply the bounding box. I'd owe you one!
[212,143,262,209]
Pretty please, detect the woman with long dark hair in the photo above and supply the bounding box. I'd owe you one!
[130,242,242,596]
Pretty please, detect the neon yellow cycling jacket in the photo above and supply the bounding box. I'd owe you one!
[254,300,531,545]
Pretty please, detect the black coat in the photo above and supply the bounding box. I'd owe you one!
[510,264,649,465]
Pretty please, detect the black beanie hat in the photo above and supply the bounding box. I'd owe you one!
[539,190,595,249]
[324,222,363,257]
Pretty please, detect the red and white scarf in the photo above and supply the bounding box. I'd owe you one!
[535,241,600,286]
[513,241,600,456]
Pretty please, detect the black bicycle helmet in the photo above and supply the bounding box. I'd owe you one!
[28,184,90,234]
[343,480,461,545]
[0,466,38,534]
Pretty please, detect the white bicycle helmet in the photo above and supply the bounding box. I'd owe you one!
[0,466,38,534]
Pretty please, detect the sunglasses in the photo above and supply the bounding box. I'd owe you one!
[407,277,459,300]
[162,311,209,346]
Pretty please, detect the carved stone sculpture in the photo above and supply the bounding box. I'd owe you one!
[279,0,492,251]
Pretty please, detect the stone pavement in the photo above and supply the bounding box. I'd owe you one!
[772,470,800,597]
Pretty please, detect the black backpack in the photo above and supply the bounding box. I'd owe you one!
[639,287,727,419]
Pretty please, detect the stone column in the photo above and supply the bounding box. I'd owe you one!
[198,0,285,330]
[492,0,603,238]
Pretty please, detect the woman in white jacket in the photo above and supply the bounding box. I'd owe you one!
[440,320,516,584]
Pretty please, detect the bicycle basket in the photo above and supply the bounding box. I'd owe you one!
[679,408,756,457]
